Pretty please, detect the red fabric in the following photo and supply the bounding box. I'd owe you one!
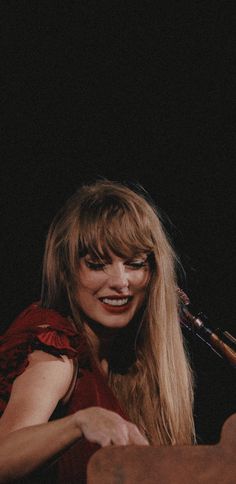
[0,304,128,483]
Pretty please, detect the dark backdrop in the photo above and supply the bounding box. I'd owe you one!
[2,2,235,444]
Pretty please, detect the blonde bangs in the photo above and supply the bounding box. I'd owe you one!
[70,201,156,269]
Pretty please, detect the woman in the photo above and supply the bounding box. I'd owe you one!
[0,180,195,483]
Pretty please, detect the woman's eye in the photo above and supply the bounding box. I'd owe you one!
[85,259,148,271]
[85,261,105,270]
[127,261,147,269]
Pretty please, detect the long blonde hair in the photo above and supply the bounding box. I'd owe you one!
[41,179,195,445]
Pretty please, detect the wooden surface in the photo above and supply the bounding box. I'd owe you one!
[87,413,236,484]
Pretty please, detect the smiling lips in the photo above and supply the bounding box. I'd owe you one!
[99,295,133,312]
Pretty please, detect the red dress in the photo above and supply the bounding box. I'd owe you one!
[0,304,128,483]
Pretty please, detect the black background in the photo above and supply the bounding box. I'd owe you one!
[2,2,235,444]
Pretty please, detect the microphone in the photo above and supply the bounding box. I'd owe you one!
[177,288,236,369]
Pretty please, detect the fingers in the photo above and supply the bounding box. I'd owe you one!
[75,407,149,448]
[100,423,130,447]
[111,420,149,447]
[101,421,149,447]
[126,422,149,446]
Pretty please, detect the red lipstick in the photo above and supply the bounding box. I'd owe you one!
[100,302,132,313]
[99,296,132,313]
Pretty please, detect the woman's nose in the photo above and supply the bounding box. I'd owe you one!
[106,264,129,289]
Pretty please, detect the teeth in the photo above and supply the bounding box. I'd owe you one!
[101,298,129,306]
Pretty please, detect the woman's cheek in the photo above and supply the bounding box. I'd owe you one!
[136,269,151,287]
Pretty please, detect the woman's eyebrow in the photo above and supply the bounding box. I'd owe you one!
[85,253,110,262]
[128,252,149,259]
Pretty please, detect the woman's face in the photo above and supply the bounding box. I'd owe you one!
[76,250,151,329]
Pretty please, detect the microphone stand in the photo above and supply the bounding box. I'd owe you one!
[178,289,236,369]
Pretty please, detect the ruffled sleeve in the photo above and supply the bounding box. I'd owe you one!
[0,303,88,416]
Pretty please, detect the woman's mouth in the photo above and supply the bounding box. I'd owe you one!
[98,296,133,312]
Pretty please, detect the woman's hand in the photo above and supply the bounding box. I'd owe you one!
[75,407,149,447]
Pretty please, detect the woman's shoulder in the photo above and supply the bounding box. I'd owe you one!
[0,303,88,416]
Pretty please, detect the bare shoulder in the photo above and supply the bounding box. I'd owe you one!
[0,350,75,436]
[26,349,74,376]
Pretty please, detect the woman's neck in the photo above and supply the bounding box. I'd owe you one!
[83,319,120,362]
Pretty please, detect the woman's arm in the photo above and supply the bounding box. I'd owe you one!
[0,349,77,482]
[0,350,148,482]
[0,413,82,483]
